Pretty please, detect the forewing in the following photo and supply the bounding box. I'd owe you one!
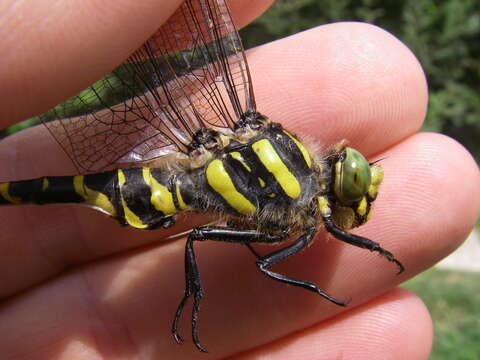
[40,0,256,173]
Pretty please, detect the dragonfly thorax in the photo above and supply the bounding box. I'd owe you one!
[171,120,320,233]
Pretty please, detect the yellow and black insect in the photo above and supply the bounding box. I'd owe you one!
[0,0,403,352]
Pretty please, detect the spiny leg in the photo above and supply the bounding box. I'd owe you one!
[323,216,404,274]
[172,226,284,352]
[245,228,350,306]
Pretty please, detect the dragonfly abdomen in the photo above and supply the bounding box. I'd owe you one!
[0,167,194,230]
[116,167,191,229]
[0,176,85,206]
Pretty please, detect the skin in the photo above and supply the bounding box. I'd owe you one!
[1,0,479,359]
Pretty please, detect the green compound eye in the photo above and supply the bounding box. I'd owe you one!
[334,148,372,203]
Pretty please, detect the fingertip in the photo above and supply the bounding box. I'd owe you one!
[228,0,273,28]
[252,22,428,155]
[230,288,433,360]
[2,0,273,123]
[373,132,480,273]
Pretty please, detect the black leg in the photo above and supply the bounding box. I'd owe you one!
[171,226,284,352]
[323,216,404,274]
[172,236,207,351]
[247,228,350,306]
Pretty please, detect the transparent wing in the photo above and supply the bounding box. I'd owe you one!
[40,0,256,173]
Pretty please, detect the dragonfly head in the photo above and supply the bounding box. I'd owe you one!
[329,147,384,230]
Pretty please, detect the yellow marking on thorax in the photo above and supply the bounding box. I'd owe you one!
[206,159,256,215]
[257,177,276,197]
[74,175,116,217]
[283,130,312,168]
[317,196,331,217]
[142,168,177,215]
[175,181,191,210]
[229,152,251,171]
[252,139,301,199]
[115,170,148,229]
[42,178,49,191]
[0,182,21,204]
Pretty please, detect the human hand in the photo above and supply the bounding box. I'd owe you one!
[1,0,479,359]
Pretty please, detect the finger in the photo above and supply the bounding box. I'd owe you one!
[0,133,476,358]
[250,22,428,156]
[1,0,181,123]
[229,288,432,360]
[0,23,440,297]
[373,133,480,273]
[1,0,272,124]
[0,21,427,175]
[2,22,426,172]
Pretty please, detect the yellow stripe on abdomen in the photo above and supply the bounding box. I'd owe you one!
[74,175,116,217]
[0,182,21,204]
[115,170,148,229]
[252,139,301,199]
[206,159,256,215]
[142,168,177,215]
[42,177,49,191]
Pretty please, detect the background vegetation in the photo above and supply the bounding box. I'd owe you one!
[240,0,480,162]
[404,268,480,360]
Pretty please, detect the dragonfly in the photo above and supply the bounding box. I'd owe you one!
[0,0,404,352]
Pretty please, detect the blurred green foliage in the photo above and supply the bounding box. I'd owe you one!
[240,0,480,161]
[403,268,480,360]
